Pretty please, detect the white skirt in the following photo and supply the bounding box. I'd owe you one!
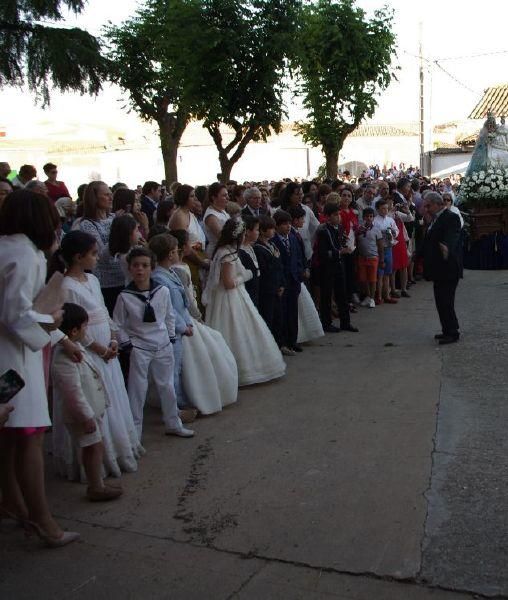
[182,319,238,414]
[206,284,285,386]
[297,285,324,343]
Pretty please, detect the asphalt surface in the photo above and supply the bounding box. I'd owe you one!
[1,270,506,599]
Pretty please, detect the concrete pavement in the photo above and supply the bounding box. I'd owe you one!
[1,271,506,599]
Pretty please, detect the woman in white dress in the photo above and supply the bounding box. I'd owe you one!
[52,231,144,480]
[0,190,79,547]
[169,230,238,413]
[202,219,286,387]
[203,183,230,258]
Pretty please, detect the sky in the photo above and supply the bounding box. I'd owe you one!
[1,0,508,131]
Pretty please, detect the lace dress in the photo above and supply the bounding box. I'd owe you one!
[202,247,286,386]
[172,263,238,413]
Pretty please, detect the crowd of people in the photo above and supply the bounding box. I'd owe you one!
[0,160,465,548]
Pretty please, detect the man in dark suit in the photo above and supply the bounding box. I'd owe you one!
[423,192,462,345]
[140,180,162,224]
[241,187,267,218]
[272,210,304,354]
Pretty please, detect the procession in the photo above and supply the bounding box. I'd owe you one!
[1,0,508,598]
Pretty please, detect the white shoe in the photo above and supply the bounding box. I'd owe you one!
[360,296,371,307]
[280,346,296,356]
[165,427,195,438]
[352,293,361,305]
[369,298,376,308]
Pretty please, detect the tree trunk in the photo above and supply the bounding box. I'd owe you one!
[158,120,180,184]
[156,107,190,184]
[324,148,339,179]
[207,123,257,184]
[218,158,233,184]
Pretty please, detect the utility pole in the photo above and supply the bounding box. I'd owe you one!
[419,22,425,175]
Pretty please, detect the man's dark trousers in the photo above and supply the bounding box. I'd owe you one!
[433,279,459,337]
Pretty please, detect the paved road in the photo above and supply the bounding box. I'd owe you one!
[1,271,506,599]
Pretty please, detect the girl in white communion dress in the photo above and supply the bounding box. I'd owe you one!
[202,219,286,387]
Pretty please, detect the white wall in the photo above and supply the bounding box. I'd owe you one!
[430,152,473,177]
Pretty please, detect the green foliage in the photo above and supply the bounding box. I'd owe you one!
[0,0,105,104]
[105,0,197,181]
[167,0,300,180]
[295,0,397,175]
[105,2,186,123]
[106,0,299,182]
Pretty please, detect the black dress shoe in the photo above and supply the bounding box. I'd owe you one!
[292,345,303,353]
[323,324,340,333]
[434,333,445,340]
[439,335,459,345]
[341,325,359,332]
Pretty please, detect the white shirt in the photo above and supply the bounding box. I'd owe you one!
[373,214,398,248]
[113,283,176,352]
[203,207,229,258]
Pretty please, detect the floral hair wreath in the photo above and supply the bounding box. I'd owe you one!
[232,218,246,239]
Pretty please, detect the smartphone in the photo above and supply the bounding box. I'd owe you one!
[0,369,25,404]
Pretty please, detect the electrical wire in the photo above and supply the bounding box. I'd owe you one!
[435,49,508,61]
[432,60,480,95]
[402,49,481,95]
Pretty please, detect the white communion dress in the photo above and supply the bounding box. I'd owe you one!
[172,263,238,414]
[202,246,286,386]
[297,284,324,344]
[52,274,144,480]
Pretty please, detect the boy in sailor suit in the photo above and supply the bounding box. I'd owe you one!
[113,247,194,440]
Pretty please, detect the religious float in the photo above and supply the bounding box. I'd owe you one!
[460,112,508,269]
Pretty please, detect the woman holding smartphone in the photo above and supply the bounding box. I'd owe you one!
[0,190,80,547]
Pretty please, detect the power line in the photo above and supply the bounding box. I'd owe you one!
[401,49,480,95]
[432,60,480,95]
[436,49,508,61]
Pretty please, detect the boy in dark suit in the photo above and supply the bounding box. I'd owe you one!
[314,203,359,333]
[272,210,305,353]
[254,215,285,346]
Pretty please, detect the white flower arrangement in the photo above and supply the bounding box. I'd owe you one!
[232,218,246,239]
[459,166,508,207]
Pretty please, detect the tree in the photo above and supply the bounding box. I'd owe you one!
[295,0,397,178]
[107,0,298,184]
[0,0,105,105]
[105,1,198,183]
[166,0,299,183]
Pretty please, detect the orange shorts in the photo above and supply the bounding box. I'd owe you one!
[357,256,379,283]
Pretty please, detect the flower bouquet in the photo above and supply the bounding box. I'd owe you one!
[459,167,508,208]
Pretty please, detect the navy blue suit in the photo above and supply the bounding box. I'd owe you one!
[141,195,157,224]
[271,230,304,348]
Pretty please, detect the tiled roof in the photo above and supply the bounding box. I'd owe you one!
[456,131,478,146]
[350,123,419,137]
[469,84,508,119]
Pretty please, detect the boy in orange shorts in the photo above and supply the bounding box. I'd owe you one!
[356,208,384,308]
